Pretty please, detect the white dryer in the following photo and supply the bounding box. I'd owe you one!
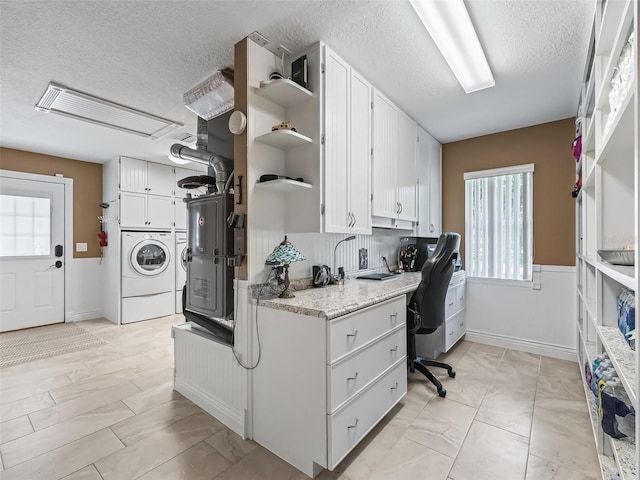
[175,232,187,314]
[121,231,174,324]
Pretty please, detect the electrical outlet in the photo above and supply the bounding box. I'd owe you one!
[359,248,368,270]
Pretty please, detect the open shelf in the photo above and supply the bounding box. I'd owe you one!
[596,260,635,291]
[597,326,637,405]
[610,435,637,480]
[597,90,635,165]
[256,78,312,108]
[255,179,312,193]
[255,129,312,150]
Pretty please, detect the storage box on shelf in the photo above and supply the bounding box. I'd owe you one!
[575,1,638,478]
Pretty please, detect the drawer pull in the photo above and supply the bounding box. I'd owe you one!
[347,372,359,381]
[449,331,454,336]
[448,302,454,307]
[390,382,399,391]
[346,329,358,338]
[390,345,398,353]
[347,418,359,429]
[390,312,398,322]
[459,322,464,327]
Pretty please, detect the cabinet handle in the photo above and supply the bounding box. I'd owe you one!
[399,203,403,213]
[352,213,356,228]
[448,301,454,307]
[459,322,464,327]
[347,213,352,228]
[347,372,358,381]
[347,418,359,429]
[390,345,398,353]
[429,223,434,232]
[449,331,454,336]
[390,382,399,391]
[396,202,400,214]
[390,312,398,323]
[346,329,358,338]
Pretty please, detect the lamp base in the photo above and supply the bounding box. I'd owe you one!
[278,263,295,298]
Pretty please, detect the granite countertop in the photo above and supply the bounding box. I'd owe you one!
[254,272,423,320]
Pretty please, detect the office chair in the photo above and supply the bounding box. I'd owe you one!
[407,232,461,397]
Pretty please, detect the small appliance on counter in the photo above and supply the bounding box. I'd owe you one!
[312,265,331,287]
[399,244,418,271]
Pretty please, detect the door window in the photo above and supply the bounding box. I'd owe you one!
[0,194,51,257]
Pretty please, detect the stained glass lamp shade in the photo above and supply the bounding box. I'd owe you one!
[266,236,306,298]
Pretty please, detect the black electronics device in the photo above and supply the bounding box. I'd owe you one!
[291,55,308,89]
[357,273,398,281]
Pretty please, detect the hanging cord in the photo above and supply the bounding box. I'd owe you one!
[230,268,276,370]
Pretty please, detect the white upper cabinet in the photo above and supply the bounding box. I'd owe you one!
[323,47,372,234]
[120,157,173,197]
[372,90,398,220]
[372,90,417,227]
[120,192,172,230]
[416,125,442,237]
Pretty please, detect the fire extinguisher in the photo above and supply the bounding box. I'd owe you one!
[98,229,107,247]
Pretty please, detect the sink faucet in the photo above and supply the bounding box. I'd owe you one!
[333,235,356,284]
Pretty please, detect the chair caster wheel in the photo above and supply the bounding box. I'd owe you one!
[437,388,447,398]
[449,370,456,378]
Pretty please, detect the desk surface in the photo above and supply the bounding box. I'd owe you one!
[256,271,467,320]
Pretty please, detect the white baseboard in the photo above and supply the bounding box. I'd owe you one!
[465,330,577,362]
[66,310,103,322]
[174,378,246,438]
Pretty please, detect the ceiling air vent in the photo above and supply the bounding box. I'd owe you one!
[35,83,183,139]
[173,133,197,144]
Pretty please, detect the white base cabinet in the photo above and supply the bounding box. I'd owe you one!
[252,295,407,478]
[415,271,466,359]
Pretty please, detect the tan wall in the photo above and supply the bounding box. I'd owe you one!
[0,148,103,258]
[442,117,576,267]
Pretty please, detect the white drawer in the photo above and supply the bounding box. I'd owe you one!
[328,325,406,413]
[328,359,406,469]
[328,296,405,363]
[449,272,465,288]
[444,311,466,352]
[456,284,466,311]
[444,289,456,319]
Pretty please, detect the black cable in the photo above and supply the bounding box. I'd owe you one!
[230,269,275,370]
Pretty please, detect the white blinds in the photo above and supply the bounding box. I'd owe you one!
[465,166,533,281]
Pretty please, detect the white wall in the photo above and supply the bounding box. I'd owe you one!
[65,257,104,322]
[464,265,576,361]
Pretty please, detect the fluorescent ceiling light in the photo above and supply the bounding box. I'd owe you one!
[35,83,183,139]
[409,0,495,94]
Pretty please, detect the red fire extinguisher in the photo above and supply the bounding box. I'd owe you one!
[98,229,108,247]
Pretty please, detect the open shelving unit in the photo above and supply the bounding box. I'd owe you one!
[575,1,638,478]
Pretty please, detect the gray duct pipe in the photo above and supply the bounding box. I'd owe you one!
[169,144,232,193]
[196,117,208,152]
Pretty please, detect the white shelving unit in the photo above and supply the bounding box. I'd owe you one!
[254,178,312,192]
[256,78,313,107]
[575,1,638,479]
[254,129,312,150]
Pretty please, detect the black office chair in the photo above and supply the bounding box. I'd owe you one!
[407,232,461,397]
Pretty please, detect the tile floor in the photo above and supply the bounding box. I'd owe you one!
[0,315,601,480]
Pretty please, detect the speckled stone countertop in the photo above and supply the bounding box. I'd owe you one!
[254,272,423,320]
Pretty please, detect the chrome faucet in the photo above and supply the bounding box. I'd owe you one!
[333,235,356,284]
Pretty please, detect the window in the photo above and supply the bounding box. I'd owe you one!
[0,194,51,257]
[464,164,534,281]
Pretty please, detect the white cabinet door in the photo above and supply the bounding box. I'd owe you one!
[323,47,351,234]
[147,195,173,229]
[396,110,417,222]
[372,91,397,219]
[120,192,147,228]
[174,197,187,230]
[120,157,147,194]
[349,71,372,235]
[417,126,442,236]
[147,162,174,197]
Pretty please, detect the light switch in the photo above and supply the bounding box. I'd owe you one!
[76,243,88,252]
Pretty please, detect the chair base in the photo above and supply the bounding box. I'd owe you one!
[408,357,455,398]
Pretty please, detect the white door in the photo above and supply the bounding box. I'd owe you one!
[120,192,147,229]
[147,162,174,197]
[372,90,398,219]
[120,157,148,194]
[349,70,372,235]
[147,195,173,229]
[397,111,417,222]
[0,177,65,332]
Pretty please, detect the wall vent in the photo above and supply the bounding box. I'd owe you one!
[35,83,182,139]
[173,133,197,144]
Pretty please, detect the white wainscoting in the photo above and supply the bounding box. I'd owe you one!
[464,265,576,361]
[65,257,104,322]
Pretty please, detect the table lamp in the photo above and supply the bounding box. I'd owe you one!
[266,236,306,298]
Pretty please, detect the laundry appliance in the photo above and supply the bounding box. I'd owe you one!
[175,231,187,314]
[121,231,174,323]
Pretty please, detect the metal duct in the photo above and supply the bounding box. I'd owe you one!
[169,144,232,193]
[196,117,208,152]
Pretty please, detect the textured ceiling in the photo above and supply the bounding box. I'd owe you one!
[0,0,594,165]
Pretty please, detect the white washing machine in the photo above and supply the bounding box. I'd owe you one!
[121,231,174,324]
[175,232,187,314]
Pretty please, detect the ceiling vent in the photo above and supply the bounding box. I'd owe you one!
[173,132,197,144]
[35,83,183,139]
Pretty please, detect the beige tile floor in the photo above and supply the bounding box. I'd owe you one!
[0,315,601,480]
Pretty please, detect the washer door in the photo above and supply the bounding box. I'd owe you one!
[181,246,188,272]
[130,239,171,276]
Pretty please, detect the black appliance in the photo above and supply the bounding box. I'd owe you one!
[312,265,331,287]
[291,55,308,89]
[183,192,235,344]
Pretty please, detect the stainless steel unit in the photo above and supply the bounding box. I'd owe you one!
[184,193,234,343]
